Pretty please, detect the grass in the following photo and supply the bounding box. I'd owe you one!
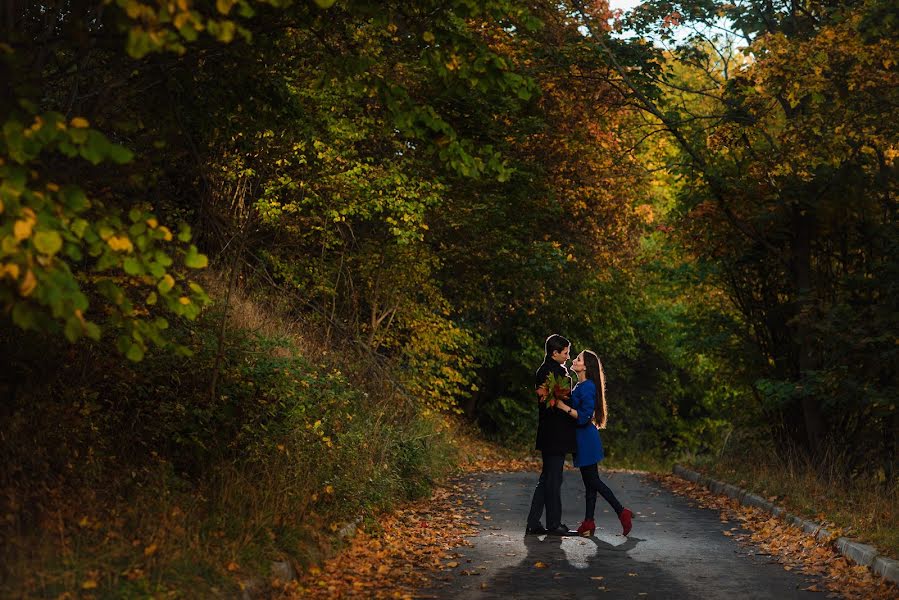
[687,441,899,559]
[0,276,462,598]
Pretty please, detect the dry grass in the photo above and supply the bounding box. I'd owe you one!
[691,446,899,559]
[197,272,316,353]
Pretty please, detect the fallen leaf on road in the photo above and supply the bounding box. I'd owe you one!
[655,473,899,600]
[534,561,548,568]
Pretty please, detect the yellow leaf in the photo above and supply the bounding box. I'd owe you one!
[174,11,191,29]
[216,0,235,14]
[158,226,173,241]
[446,561,459,568]
[19,270,36,296]
[107,235,134,252]
[70,117,90,128]
[146,218,158,229]
[423,31,435,43]
[324,485,334,494]
[81,579,98,590]
[178,296,190,305]
[533,561,547,568]
[227,561,240,572]
[2,263,20,280]
[13,219,33,241]
[156,275,175,297]
[144,543,158,556]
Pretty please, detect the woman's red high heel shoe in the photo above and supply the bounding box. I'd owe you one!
[575,518,596,536]
[619,508,633,536]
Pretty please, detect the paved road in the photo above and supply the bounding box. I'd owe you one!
[422,470,826,599]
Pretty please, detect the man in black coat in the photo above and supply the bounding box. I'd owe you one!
[525,334,577,535]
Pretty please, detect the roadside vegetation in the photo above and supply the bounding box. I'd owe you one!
[1,0,895,595]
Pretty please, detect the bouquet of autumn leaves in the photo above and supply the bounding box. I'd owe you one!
[537,373,571,408]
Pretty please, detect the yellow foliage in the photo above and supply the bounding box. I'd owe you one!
[70,117,90,128]
[1,263,20,280]
[20,269,36,296]
[216,0,235,15]
[107,235,134,252]
[13,219,33,241]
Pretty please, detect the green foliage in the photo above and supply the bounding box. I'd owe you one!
[0,111,209,359]
[0,311,458,596]
[610,0,898,471]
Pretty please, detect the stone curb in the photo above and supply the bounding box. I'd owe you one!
[672,464,899,586]
[240,516,363,599]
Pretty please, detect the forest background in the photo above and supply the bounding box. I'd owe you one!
[1,0,896,596]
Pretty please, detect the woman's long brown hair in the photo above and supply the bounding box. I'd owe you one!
[582,350,607,429]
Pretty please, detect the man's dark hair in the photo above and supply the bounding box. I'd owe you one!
[544,334,570,357]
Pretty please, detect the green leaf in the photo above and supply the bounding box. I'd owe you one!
[177,223,192,242]
[33,230,63,256]
[184,246,208,268]
[64,316,82,342]
[123,257,143,275]
[11,302,36,329]
[125,342,145,362]
[107,143,134,164]
[84,322,101,341]
[70,218,89,238]
[61,187,89,212]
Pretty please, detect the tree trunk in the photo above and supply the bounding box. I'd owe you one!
[792,206,826,456]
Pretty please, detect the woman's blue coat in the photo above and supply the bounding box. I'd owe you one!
[571,379,605,467]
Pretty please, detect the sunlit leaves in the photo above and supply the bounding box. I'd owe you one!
[0,110,210,359]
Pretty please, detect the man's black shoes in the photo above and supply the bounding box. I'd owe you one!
[544,524,575,536]
[525,524,547,535]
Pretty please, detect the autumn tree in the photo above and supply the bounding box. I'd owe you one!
[574,0,898,472]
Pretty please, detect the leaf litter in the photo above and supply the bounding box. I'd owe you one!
[654,473,899,600]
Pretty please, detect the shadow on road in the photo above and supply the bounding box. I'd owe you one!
[470,532,689,599]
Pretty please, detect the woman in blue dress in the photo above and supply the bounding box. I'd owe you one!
[554,350,633,537]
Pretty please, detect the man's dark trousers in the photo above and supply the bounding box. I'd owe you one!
[527,452,565,529]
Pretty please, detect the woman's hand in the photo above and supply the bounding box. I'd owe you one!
[555,399,577,419]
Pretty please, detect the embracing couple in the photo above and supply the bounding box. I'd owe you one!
[525,334,633,537]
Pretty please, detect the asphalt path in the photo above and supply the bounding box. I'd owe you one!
[421,470,827,600]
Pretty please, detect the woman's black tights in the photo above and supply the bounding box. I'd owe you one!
[579,463,623,521]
